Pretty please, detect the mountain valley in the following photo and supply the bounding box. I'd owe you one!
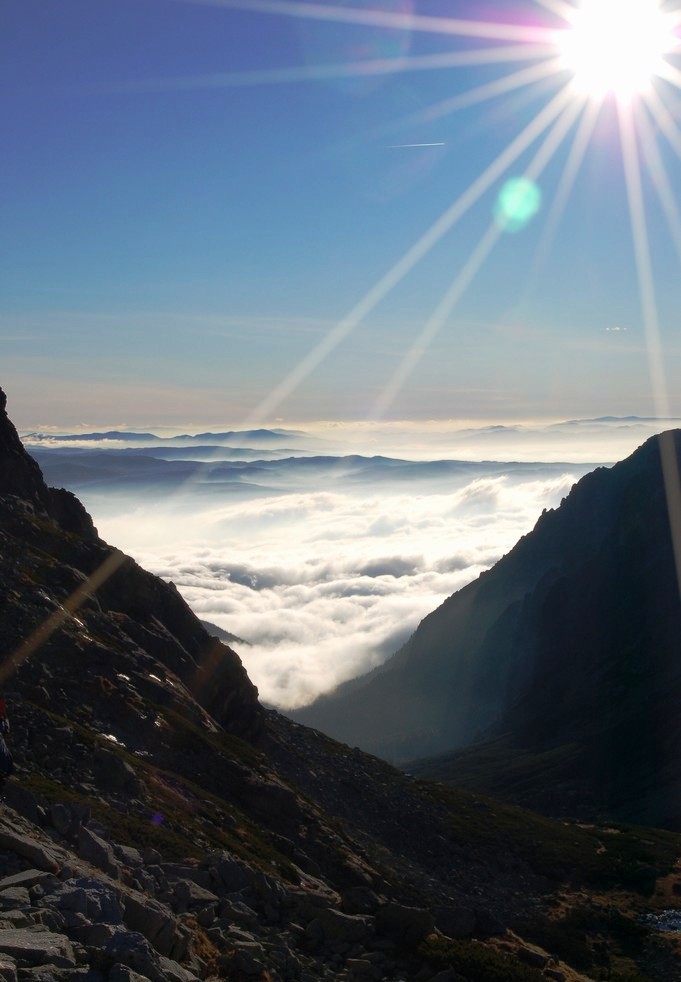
[1,385,681,982]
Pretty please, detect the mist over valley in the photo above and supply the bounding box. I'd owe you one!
[25,415,670,710]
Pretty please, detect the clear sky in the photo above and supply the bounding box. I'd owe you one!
[3,0,681,429]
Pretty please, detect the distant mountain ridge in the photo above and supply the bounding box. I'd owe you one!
[24,427,299,445]
[294,430,681,828]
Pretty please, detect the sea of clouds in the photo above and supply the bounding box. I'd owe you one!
[76,464,589,708]
[28,416,675,709]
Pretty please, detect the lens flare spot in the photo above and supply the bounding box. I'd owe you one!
[151,812,164,826]
[494,177,542,232]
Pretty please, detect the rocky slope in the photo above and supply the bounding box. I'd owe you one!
[2,384,681,982]
[294,431,681,828]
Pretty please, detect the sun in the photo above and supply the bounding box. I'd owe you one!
[557,0,678,101]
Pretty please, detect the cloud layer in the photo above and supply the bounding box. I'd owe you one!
[88,463,592,709]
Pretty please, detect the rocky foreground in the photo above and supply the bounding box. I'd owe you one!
[2,384,681,982]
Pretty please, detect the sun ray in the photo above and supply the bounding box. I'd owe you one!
[315,56,568,176]
[523,95,602,287]
[374,91,587,418]
[123,45,558,93]
[3,551,126,685]
[657,60,681,89]
[635,100,681,263]
[534,0,576,20]
[618,101,669,417]
[645,84,681,164]
[243,82,577,426]
[389,57,567,131]
[174,0,557,45]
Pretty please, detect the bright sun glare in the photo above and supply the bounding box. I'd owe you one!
[558,0,677,100]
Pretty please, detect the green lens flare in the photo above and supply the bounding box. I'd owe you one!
[495,177,542,232]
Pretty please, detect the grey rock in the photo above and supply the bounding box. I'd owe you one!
[0,913,32,930]
[77,830,120,881]
[220,941,266,977]
[0,831,61,874]
[517,946,553,969]
[0,889,30,909]
[0,872,59,893]
[39,879,123,926]
[68,924,118,948]
[0,959,16,982]
[170,880,218,913]
[0,930,76,968]
[112,846,143,870]
[102,931,165,982]
[122,893,187,961]
[156,957,199,982]
[157,867,211,892]
[108,963,152,982]
[209,855,254,895]
[216,898,258,927]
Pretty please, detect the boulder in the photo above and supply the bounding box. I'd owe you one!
[77,829,120,880]
[0,889,30,910]
[123,892,188,961]
[0,871,59,893]
[38,878,123,926]
[0,831,61,874]
[103,931,167,982]
[208,855,255,895]
[0,930,76,968]
[170,880,218,913]
[0,959,17,982]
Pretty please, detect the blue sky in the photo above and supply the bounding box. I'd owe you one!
[2,0,681,428]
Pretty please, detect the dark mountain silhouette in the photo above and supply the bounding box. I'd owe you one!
[4,384,681,982]
[295,431,681,829]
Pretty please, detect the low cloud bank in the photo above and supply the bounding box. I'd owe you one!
[89,465,591,709]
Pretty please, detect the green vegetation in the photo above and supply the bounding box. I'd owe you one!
[421,782,681,892]
[21,702,298,877]
[420,939,544,982]
[516,902,650,973]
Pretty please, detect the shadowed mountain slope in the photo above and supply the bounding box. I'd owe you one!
[295,432,681,828]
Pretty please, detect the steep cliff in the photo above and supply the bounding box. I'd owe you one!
[296,432,681,827]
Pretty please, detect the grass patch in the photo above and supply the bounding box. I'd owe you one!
[421,782,681,892]
[516,902,650,974]
[420,939,544,982]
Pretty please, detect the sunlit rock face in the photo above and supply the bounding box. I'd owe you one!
[296,430,681,828]
[0,385,262,744]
